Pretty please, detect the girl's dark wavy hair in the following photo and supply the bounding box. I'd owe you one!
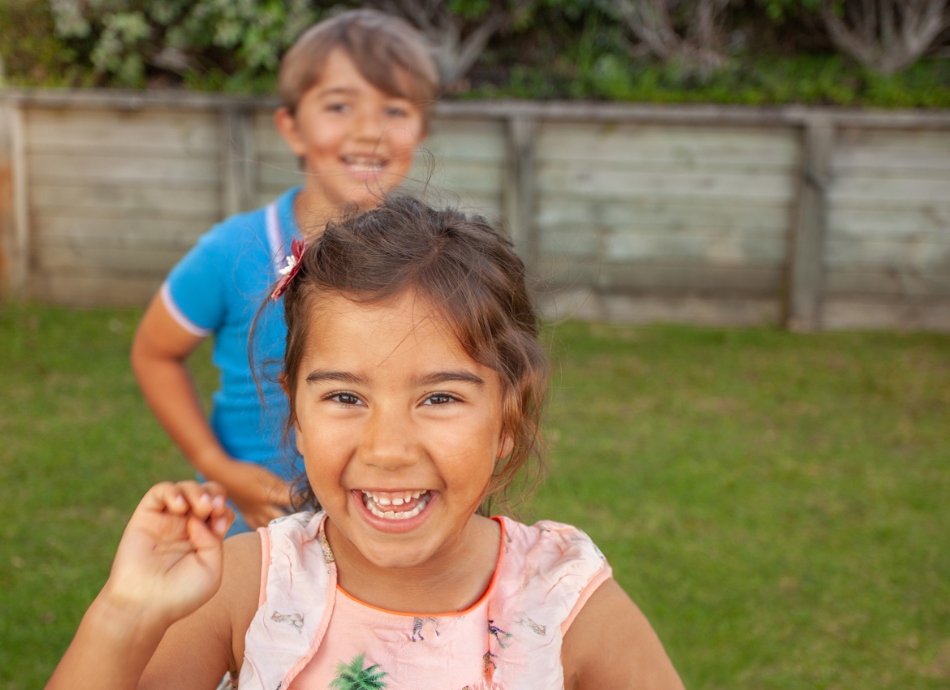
[280,196,549,513]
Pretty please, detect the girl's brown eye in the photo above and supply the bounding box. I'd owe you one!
[328,392,362,406]
[423,393,456,406]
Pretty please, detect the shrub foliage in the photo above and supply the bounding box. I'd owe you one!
[0,0,948,105]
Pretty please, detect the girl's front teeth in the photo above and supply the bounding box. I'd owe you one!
[362,490,430,520]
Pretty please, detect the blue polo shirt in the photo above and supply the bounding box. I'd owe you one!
[162,187,302,480]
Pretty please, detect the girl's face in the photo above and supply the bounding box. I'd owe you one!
[293,292,512,572]
[275,48,426,218]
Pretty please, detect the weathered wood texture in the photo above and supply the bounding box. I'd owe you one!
[22,106,220,304]
[1,90,948,330]
[0,103,12,296]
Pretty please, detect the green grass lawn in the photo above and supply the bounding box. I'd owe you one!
[2,305,949,689]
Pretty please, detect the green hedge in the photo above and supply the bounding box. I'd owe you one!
[1,0,948,108]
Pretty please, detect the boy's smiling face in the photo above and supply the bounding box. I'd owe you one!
[292,291,511,574]
[276,48,426,219]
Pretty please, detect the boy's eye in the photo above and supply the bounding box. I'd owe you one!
[326,102,349,113]
[385,105,408,118]
[423,393,457,406]
[326,391,363,406]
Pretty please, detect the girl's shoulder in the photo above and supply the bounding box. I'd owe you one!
[220,531,265,666]
[491,517,612,634]
[496,520,684,689]
[498,517,610,583]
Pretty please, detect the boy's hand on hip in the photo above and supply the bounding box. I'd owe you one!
[102,481,233,627]
[219,462,294,530]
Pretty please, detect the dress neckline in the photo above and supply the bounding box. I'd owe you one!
[329,516,507,618]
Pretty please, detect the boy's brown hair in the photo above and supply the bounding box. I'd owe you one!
[280,196,549,512]
[278,9,440,128]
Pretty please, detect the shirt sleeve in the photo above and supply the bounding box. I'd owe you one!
[163,227,229,336]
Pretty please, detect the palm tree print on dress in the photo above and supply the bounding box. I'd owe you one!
[329,654,387,690]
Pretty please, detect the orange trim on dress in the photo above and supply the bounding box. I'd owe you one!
[333,516,507,617]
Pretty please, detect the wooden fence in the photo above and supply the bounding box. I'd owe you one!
[1,89,949,331]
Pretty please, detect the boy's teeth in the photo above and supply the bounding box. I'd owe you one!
[343,156,383,170]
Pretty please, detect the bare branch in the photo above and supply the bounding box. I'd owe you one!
[607,0,732,73]
[820,0,949,74]
[373,1,516,86]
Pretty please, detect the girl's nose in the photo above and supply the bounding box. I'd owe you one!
[360,405,417,471]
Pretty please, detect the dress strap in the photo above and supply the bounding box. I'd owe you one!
[238,512,337,690]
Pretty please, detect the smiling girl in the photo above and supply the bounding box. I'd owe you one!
[48,198,684,690]
[131,11,438,534]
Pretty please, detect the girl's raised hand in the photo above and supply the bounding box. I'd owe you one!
[102,481,234,626]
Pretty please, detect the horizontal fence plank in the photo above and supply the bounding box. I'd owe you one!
[7,90,950,129]
[27,108,220,155]
[37,243,188,276]
[540,257,783,294]
[30,184,219,216]
[829,176,950,204]
[34,215,213,250]
[537,198,791,233]
[822,298,950,331]
[540,288,780,326]
[825,237,950,267]
[29,152,219,186]
[540,224,787,262]
[538,123,798,171]
[26,272,162,307]
[828,207,950,237]
[538,165,795,202]
[824,267,950,297]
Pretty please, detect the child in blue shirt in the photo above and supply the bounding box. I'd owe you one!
[131,10,439,534]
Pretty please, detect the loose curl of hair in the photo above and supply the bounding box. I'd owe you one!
[280,196,549,514]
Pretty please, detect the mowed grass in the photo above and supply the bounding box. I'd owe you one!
[2,305,949,689]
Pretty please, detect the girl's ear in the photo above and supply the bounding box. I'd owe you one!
[274,107,307,158]
[498,432,514,460]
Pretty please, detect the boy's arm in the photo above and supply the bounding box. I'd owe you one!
[131,293,292,529]
[561,578,685,690]
[46,482,246,690]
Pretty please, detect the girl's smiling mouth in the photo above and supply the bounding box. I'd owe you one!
[355,489,437,530]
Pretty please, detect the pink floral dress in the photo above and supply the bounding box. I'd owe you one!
[237,511,611,690]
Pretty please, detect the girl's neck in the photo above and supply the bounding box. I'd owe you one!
[325,515,501,615]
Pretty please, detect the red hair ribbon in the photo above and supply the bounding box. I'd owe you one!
[271,237,307,301]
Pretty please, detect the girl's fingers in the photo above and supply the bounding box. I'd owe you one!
[137,481,231,524]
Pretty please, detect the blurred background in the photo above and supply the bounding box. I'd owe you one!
[1,2,949,689]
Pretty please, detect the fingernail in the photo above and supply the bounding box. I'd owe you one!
[173,495,186,508]
[212,495,225,509]
[215,518,228,535]
[200,493,212,505]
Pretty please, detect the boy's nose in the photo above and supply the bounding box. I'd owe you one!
[352,108,384,141]
[360,405,418,471]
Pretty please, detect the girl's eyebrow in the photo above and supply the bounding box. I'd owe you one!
[305,370,484,386]
[306,370,364,384]
[414,371,485,387]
